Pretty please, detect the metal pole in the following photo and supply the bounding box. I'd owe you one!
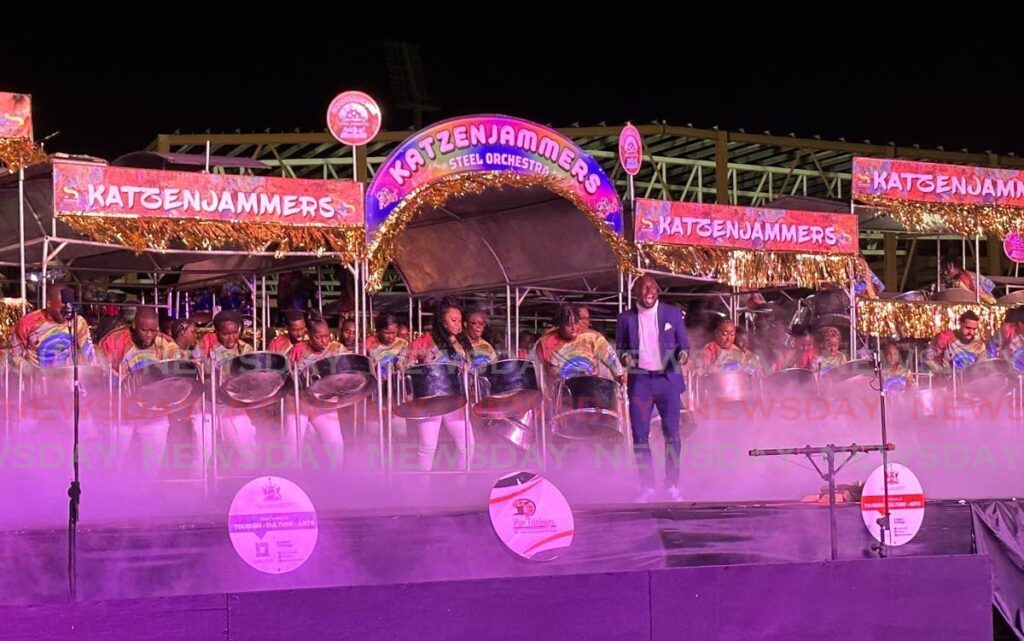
[388,371,396,474]
[41,237,49,304]
[262,276,268,351]
[618,271,624,314]
[2,357,7,441]
[827,450,838,561]
[350,266,358,352]
[18,167,27,306]
[200,390,209,501]
[210,359,218,492]
[358,263,365,353]
[538,366,547,473]
[364,260,370,354]
[514,288,520,356]
[506,285,512,356]
[975,234,982,304]
[464,367,471,472]
[316,265,324,315]
[16,363,22,442]
[365,273,373,356]
[377,364,385,474]
[293,367,302,469]
[849,276,857,360]
[116,366,123,464]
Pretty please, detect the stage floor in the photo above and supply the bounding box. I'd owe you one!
[0,498,978,606]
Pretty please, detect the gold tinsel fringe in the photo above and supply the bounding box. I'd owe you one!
[639,243,861,289]
[0,137,47,172]
[57,214,365,262]
[857,298,1006,340]
[365,171,636,290]
[856,193,1024,237]
[0,298,26,348]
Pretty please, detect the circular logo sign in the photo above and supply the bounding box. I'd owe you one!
[618,123,643,176]
[860,463,925,547]
[489,471,574,560]
[327,91,382,146]
[1004,231,1024,264]
[228,476,319,574]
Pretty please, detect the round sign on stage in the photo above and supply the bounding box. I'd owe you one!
[618,123,643,176]
[227,476,319,574]
[860,463,925,547]
[488,471,575,560]
[327,91,381,146]
[1004,231,1024,264]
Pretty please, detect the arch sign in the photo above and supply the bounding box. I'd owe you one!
[365,114,622,245]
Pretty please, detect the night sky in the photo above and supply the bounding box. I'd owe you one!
[4,13,1020,161]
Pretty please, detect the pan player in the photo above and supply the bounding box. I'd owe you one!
[269,310,307,356]
[288,313,348,469]
[98,308,183,475]
[11,285,99,448]
[406,297,475,472]
[532,303,625,385]
[200,311,260,468]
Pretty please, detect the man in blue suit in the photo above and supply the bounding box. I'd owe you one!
[616,273,690,502]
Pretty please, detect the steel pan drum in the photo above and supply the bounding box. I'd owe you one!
[700,371,753,403]
[301,354,376,409]
[961,358,1014,398]
[933,288,979,303]
[474,359,541,419]
[826,359,876,396]
[395,363,467,419]
[763,368,817,395]
[998,290,1024,305]
[812,289,849,316]
[551,375,623,441]
[788,304,813,329]
[123,359,203,417]
[26,365,110,409]
[894,290,928,302]
[813,314,851,332]
[488,410,536,450]
[217,351,290,409]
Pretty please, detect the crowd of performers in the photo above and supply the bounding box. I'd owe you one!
[3,261,1021,500]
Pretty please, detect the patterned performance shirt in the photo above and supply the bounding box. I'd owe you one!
[11,310,96,368]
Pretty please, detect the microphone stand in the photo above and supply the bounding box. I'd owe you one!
[64,303,81,601]
[871,350,893,558]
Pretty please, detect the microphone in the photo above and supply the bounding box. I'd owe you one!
[59,287,75,322]
[871,349,881,373]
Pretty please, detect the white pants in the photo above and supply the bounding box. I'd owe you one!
[117,415,169,478]
[416,408,474,471]
[287,402,345,470]
[218,405,259,469]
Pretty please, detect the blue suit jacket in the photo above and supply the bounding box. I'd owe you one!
[615,303,690,393]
